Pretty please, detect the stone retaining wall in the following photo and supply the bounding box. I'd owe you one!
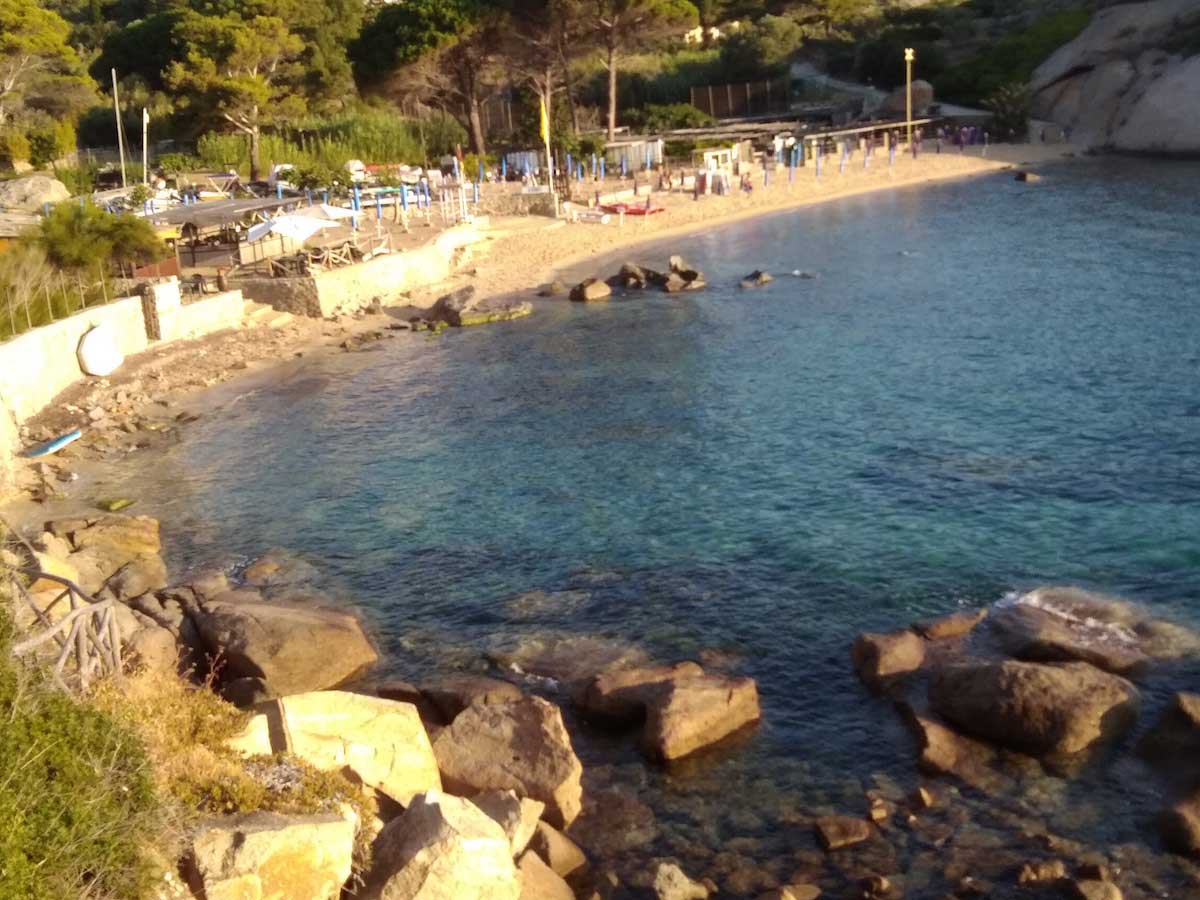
[240,222,486,318]
[0,283,246,497]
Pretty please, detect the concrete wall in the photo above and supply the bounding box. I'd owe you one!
[240,222,487,317]
[0,282,246,497]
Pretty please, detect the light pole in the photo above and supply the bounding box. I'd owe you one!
[904,48,915,146]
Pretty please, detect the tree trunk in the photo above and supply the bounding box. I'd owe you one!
[467,97,487,157]
[606,42,618,143]
[563,63,582,135]
[249,125,261,182]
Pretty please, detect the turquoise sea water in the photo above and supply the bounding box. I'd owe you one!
[103,157,1200,895]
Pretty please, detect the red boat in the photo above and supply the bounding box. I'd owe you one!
[600,203,665,216]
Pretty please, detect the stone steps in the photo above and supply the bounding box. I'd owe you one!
[242,302,295,330]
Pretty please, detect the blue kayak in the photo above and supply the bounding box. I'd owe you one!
[24,428,83,458]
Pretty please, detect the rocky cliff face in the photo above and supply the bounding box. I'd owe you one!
[1030,0,1200,154]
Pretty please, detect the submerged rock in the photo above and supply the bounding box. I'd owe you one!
[814,816,872,851]
[488,633,650,685]
[422,676,524,723]
[241,547,319,589]
[1140,692,1200,782]
[929,659,1139,756]
[1161,791,1200,859]
[739,270,773,289]
[431,696,583,828]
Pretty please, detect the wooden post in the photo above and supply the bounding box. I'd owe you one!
[745,82,751,116]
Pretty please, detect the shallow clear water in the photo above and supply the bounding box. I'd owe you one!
[100,157,1200,895]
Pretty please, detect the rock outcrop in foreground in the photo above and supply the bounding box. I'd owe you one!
[1030,0,1200,154]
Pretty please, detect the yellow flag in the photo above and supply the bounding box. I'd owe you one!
[539,98,550,144]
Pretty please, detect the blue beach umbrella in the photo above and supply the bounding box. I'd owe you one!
[501,156,507,179]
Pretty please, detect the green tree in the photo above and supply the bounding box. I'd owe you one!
[353,0,502,155]
[37,202,166,271]
[0,0,95,127]
[165,13,305,180]
[983,81,1030,140]
[719,13,803,80]
[591,0,699,141]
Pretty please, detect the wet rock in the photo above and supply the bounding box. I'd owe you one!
[570,278,612,302]
[1016,171,1042,183]
[430,285,481,324]
[188,569,230,600]
[488,633,650,685]
[904,712,1006,794]
[423,676,524,723]
[908,786,935,810]
[364,791,520,900]
[538,281,567,297]
[814,816,873,851]
[187,810,356,900]
[431,697,583,828]
[652,860,709,900]
[191,592,377,697]
[990,590,1148,674]
[578,662,761,760]
[518,850,574,900]
[105,555,169,601]
[929,660,1139,756]
[473,790,545,857]
[241,548,319,589]
[1017,859,1066,883]
[571,785,658,856]
[912,608,988,640]
[851,630,925,688]
[455,300,533,327]
[615,262,663,289]
[665,256,707,292]
[757,887,821,900]
[228,691,441,806]
[1140,692,1200,780]
[1068,881,1123,900]
[528,821,587,878]
[739,270,773,289]
[505,589,592,620]
[1160,791,1200,858]
[578,662,703,724]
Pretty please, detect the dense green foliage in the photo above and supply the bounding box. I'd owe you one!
[936,9,1091,104]
[37,203,167,270]
[624,102,714,132]
[0,611,164,900]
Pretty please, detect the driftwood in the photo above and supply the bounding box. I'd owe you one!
[6,567,124,694]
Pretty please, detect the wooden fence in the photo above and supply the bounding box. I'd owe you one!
[5,567,125,693]
[689,79,790,119]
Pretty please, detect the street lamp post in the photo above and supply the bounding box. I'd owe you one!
[904,47,915,146]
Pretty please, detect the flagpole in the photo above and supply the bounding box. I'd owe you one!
[142,108,149,185]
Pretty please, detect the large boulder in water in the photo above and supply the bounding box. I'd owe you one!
[577,662,761,760]
[431,696,583,828]
[570,278,611,302]
[191,592,377,697]
[929,659,1139,757]
[0,175,70,211]
[851,630,925,688]
[989,586,1200,675]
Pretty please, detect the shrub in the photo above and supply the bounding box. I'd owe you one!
[984,82,1033,140]
[53,161,100,194]
[0,129,31,166]
[0,608,166,900]
[154,152,201,175]
[26,120,77,168]
[37,203,167,271]
[624,102,714,134]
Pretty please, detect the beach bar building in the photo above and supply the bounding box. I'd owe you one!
[605,137,665,171]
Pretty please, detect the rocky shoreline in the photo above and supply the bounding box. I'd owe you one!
[8,510,1200,899]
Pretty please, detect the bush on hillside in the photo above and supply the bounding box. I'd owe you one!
[0,129,31,166]
[624,102,715,134]
[26,120,77,168]
[935,9,1091,104]
[0,608,165,900]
